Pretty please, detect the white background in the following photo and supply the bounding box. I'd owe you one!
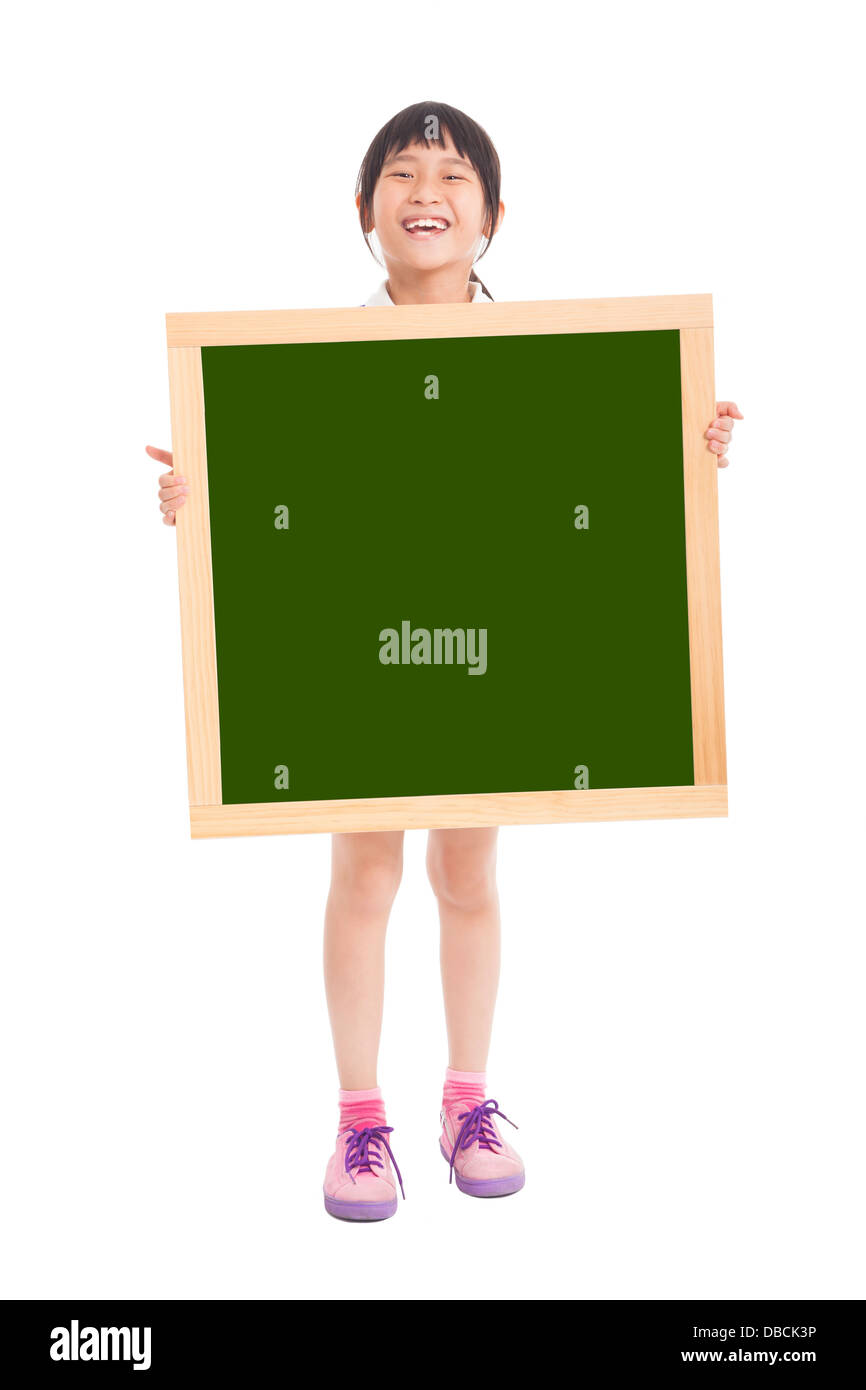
[3,0,863,1301]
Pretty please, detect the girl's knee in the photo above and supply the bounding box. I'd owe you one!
[331,835,403,913]
[426,841,497,913]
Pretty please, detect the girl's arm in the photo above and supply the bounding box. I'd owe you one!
[146,398,743,531]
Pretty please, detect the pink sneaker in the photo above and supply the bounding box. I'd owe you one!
[440,1098,525,1197]
[323,1124,405,1222]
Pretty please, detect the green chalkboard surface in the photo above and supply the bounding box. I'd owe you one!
[200,328,694,806]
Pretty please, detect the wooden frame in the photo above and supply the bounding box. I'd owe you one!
[166,294,726,837]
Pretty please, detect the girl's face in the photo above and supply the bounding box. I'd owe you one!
[362,132,502,276]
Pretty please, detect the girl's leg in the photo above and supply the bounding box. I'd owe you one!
[426,827,500,1071]
[324,829,404,1090]
[428,827,524,1198]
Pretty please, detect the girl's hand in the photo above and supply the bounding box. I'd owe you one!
[145,444,189,526]
[705,401,744,468]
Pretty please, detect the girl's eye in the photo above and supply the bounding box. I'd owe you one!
[388,172,465,180]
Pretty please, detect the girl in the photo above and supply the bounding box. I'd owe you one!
[146,101,743,1222]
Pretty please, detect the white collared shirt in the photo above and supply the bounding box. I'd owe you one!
[361,276,493,306]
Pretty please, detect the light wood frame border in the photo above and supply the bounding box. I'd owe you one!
[166,294,726,837]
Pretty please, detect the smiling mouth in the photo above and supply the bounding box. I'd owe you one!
[401,217,450,239]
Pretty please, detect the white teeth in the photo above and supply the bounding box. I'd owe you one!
[404,218,448,230]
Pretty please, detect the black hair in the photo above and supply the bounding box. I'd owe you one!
[355,101,501,301]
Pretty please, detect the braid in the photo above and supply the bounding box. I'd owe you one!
[469,270,494,302]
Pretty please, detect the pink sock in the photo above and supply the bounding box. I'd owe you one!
[338,1086,387,1134]
[443,1067,487,1112]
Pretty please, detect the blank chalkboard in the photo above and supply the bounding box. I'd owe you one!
[166,296,726,836]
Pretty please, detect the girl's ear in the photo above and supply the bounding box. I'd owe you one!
[483,200,505,242]
[356,190,373,232]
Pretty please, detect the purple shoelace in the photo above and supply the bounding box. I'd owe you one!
[447,1099,518,1184]
[342,1125,405,1199]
